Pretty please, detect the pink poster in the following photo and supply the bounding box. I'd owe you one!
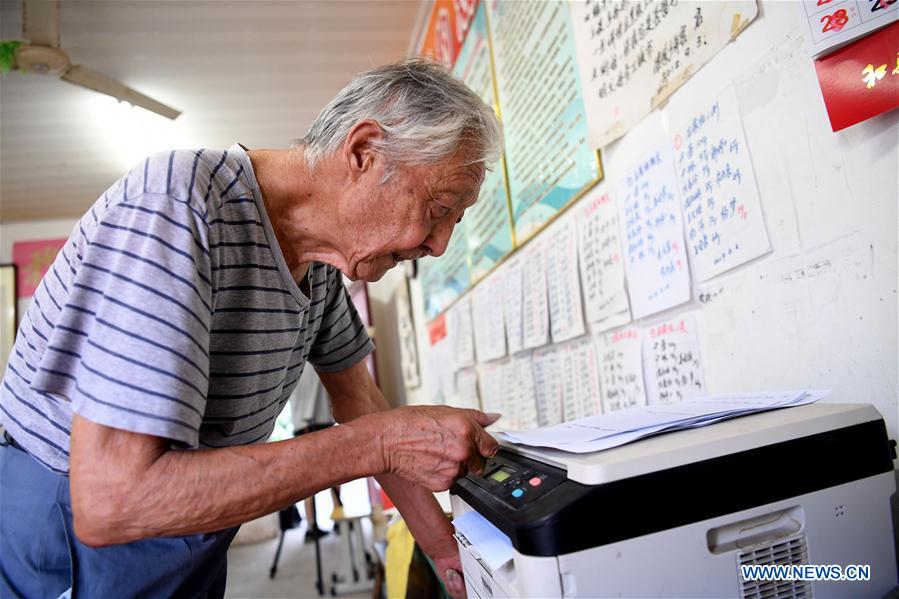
[12,239,67,298]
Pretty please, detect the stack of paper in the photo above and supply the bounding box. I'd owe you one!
[499,390,830,454]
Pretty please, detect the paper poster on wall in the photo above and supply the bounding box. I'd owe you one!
[453,367,481,411]
[424,332,456,404]
[521,240,550,349]
[570,0,758,148]
[560,337,603,421]
[669,87,771,281]
[453,2,515,281]
[417,0,479,68]
[477,360,505,418]
[799,0,898,58]
[532,346,564,427]
[508,354,539,430]
[12,238,67,298]
[450,296,475,369]
[396,280,421,389]
[596,327,647,413]
[546,221,586,343]
[577,185,631,331]
[643,314,706,404]
[486,0,603,241]
[502,258,524,355]
[420,224,471,320]
[617,144,691,319]
[471,274,507,363]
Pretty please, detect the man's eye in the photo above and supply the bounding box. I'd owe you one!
[431,203,451,219]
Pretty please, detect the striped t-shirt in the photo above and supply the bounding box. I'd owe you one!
[0,144,374,474]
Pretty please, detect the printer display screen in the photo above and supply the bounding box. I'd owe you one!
[487,466,515,482]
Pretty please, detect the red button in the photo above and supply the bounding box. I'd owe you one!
[528,477,542,487]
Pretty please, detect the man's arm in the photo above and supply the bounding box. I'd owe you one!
[69,362,496,548]
[318,360,500,597]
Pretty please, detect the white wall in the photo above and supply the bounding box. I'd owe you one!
[386,1,898,437]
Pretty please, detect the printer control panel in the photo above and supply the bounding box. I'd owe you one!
[469,451,565,509]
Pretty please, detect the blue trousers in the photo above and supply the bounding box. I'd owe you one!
[0,437,239,598]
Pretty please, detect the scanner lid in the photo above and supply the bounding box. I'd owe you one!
[500,403,884,485]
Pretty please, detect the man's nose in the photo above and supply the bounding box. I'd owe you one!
[425,217,457,258]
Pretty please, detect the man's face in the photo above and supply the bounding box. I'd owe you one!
[343,148,485,282]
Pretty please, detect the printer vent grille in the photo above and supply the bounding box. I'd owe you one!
[738,533,812,599]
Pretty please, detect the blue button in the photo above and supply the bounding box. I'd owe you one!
[511,488,524,498]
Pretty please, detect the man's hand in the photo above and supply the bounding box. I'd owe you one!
[359,406,500,491]
[432,546,467,598]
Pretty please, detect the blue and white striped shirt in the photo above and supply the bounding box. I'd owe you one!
[1,144,373,473]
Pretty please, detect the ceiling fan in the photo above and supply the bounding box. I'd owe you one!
[7,0,180,119]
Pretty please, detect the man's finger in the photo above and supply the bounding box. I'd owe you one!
[467,409,502,427]
[472,426,500,459]
[466,451,486,476]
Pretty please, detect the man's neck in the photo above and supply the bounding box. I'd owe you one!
[247,147,346,274]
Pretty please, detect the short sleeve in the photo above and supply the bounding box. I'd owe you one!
[307,269,374,373]
[30,192,212,447]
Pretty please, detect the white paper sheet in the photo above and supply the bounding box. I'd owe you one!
[644,314,707,404]
[799,0,898,58]
[502,259,524,356]
[561,337,604,421]
[501,390,829,453]
[509,354,539,431]
[577,186,631,331]
[477,361,505,420]
[472,275,507,363]
[669,87,771,282]
[451,296,475,370]
[617,144,692,319]
[546,221,586,343]
[532,346,564,427]
[522,240,550,349]
[452,510,514,571]
[569,0,759,148]
[453,368,481,411]
[596,328,648,413]
[425,333,456,404]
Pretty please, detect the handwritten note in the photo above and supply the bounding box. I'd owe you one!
[617,145,691,319]
[522,241,550,349]
[596,328,647,413]
[671,87,770,282]
[452,368,481,411]
[643,314,706,404]
[532,346,564,427]
[560,337,603,421]
[451,297,475,370]
[502,259,525,355]
[507,354,539,430]
[569,0,759,148]
[478,361,505,419]
[577,186,631,331]
[472,275,507,363]
[546,221,587,343]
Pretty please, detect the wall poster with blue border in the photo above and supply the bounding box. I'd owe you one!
[485,0,603,242]
[454,2,515,283]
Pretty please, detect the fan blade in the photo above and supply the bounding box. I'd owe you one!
[23,0,60,48]
[61,65,181,120]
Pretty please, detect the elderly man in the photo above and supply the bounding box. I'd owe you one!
[0,59,503,597]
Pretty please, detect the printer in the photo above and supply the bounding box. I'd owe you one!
[451,403,898,598]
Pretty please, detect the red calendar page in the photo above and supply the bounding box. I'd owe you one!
[814,21,899,131]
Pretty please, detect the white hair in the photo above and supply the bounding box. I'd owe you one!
[300,59,503,172]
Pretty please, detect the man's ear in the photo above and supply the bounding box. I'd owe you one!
[342,120,384,181]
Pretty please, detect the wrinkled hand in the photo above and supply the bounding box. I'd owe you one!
[432,546,467,598]
[371,406,501,491]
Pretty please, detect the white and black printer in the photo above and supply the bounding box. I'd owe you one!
[451,402,898,598]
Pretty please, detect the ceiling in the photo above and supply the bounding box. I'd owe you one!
[0,0,425,222]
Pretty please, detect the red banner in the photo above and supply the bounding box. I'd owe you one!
[814,22,899,131]
[12,239,67,298]
[417,0,479,68]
